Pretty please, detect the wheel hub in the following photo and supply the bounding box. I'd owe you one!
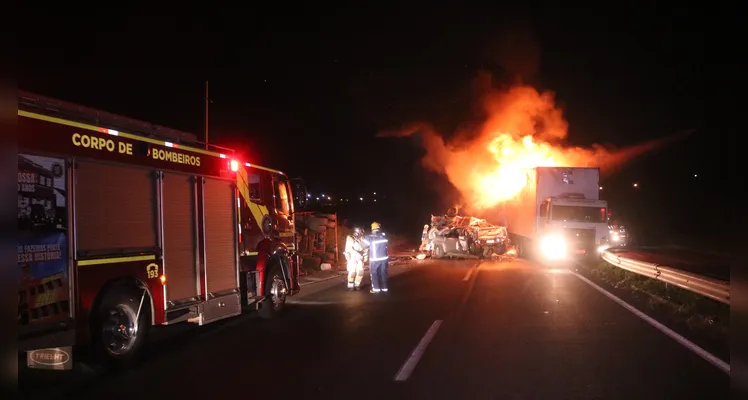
[102,305,139,356]
[269,275,287,308]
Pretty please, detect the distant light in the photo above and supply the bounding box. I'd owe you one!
[316,197,320,200]
[306,193,311,198]
[327,196,331,200]
[359,197,363,201]
[373,192,377,195]
[599,186,603,190]
[321,193,325,197]
[694,174,698,178]
[633,183,639,188]
[374,199,377,202]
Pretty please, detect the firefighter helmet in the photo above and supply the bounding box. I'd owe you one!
[371,222,381,231]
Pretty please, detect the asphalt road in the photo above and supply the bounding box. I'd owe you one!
[21,258,729,399]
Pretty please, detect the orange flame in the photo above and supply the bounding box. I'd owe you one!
[380,84,675,212]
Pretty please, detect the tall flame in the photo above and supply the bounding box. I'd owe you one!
[480,134,558,206]
[380,84,673,212]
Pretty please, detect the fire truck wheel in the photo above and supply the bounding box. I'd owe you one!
[92,286,150,368]
[258,265,287,319]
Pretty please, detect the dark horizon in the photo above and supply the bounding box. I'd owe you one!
[18,7,730,246]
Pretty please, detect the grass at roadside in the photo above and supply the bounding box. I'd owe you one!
[586,261,729,334]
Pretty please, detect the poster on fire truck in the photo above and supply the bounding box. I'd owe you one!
[18,154,70,326]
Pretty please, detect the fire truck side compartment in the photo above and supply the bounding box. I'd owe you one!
[161,172,199,305]
[74,160,158,254]
[200,177,241,324]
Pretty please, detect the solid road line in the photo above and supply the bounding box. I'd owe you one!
[463,267,474,281]
[394,320,443,382]
[572,271,730,374]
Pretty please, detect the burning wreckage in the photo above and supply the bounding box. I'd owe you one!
[420,211,512,259]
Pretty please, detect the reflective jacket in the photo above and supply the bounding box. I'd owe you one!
[363,230,389,262]
[345,235,365,258]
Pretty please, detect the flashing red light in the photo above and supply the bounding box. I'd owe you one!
[229,160,239,172]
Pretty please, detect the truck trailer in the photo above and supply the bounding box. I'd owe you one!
[18,91,300,370]
[499,167,610,261]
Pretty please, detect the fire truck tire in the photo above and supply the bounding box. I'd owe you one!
[258,264,287,319]
[91,285,150,369]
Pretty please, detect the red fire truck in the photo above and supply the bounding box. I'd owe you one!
[17,91,300,370]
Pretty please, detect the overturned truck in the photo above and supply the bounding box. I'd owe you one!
[422,214,510,259]
[294,212,340,269]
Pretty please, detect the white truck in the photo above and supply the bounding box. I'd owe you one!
[498,167,611,261]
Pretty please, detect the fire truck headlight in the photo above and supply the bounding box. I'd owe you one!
[540,235,566,260]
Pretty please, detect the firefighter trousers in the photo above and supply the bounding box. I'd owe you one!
[346,255,364,288]
[370,260,389,292]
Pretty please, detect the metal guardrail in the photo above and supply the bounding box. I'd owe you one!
[601,250,730,305]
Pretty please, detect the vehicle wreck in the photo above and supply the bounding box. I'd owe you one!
[420,210,511,259]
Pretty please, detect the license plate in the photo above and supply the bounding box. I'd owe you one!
[27,347,73,370]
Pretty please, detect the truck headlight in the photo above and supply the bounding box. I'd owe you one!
[540,235,566,260]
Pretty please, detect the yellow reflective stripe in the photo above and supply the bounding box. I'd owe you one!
[248,202,268,230]
[246,163,284,175]
[20,109,287,175]
[77,255,156,266]
[246,251,259,256]
[20,110,216,157]
[236,167,251,205]
[236,165,272,232]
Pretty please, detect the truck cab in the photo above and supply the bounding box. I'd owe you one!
[537,194,610,259]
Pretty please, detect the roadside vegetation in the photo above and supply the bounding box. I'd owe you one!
[586,261,729,336]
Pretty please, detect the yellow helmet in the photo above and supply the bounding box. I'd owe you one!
[371,222,381,231]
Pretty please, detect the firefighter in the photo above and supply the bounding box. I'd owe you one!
[362,222,389,293]
[419,224,429,251]
[344,227,366,290]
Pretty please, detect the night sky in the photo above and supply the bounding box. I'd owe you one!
[18,6,731,245]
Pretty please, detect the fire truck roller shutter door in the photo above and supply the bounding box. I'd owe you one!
[162,172,198,302]
[203,177,239,294]
[75,161,157,252]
